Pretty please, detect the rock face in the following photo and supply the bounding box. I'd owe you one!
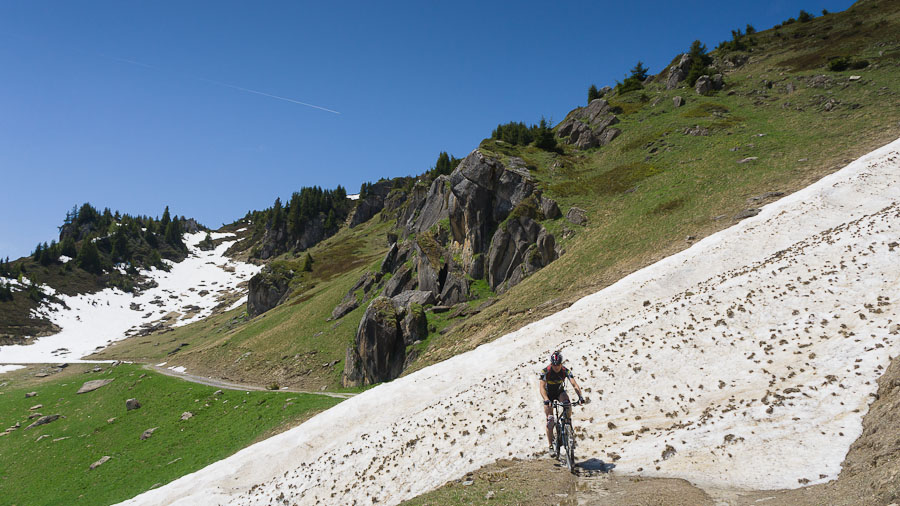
[487,216,558,292]
[342,297,406,387]
[257,215,328,260]
[557,99,620,150]
[247,264,294,317]
[77,379,114,394]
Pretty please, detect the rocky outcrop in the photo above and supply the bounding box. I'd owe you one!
[486,216,558,292]
[556,99,620,150]
[257,215,328,260]
[666,53,693,90]
[247,264,294,317]
[349,180,395,228]
[382,264,415,298]
[77,379,114,394]
[342,297,406,387]
[331,271,384,320]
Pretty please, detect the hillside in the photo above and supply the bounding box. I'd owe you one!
[2,0,900,504]
[92,0,899,395]
[120,135,900,505]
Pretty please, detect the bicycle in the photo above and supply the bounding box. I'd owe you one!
[551,399,580,472]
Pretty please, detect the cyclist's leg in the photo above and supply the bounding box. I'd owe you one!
[559,391,571,421]
[543,402,554,445]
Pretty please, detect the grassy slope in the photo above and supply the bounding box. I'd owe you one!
[92,215,393,391]
[0,363,341,506]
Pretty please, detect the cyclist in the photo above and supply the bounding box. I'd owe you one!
[540,350,584,457]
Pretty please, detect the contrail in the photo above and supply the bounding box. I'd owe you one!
[104,53,341,115]
[197,78,341,114]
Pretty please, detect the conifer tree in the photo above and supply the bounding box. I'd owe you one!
[160,206,171,231]
[77,238,102,274]
[61,236,77,258]
[588,84,601,103]
[533,117,557,151]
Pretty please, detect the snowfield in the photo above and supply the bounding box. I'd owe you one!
[120,139,900,504]
[0,232,260,365]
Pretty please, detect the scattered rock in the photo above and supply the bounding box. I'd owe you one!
[180,412,193,421]
[683,125,709,136]
[662,444,677,460]
[140,427,158,440]
[36,434,51,442]
[25,414,60,430]
[673,96,684,108]
[485,491,495,499]
[566,207,588,226]
[735,208,761,220]
[25,392,37,398]
[29,404,43,410]
[748,191,784,203]
[540,196,562,220]
[214,390,224,396]
[849,75,861,81]
[107,417,116,423]
[462,480,474,486]
[89,456,111,470]
[77,379,115,394]
[737,157,758,164]
[126,398,142,411]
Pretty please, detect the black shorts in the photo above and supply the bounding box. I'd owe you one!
[548,390,570,404]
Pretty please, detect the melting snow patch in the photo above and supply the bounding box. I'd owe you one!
[167,366,187,374]
[121,138,900,505]
[0,232,261,364]
[0,365,26,375]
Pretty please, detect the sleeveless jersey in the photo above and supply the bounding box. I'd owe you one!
[540,365,572,397]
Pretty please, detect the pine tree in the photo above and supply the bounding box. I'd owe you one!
[630,61,649,81]
[61,236,77,258]
[686,40,712,87]
[588,84,601,103]
[533,117,557,151]
[160,206,171,231]
[77,238,102,274]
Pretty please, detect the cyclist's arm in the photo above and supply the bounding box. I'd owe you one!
[539,379,550,402]
[568,375,584,400]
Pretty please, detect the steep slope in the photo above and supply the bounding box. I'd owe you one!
[120,137,899,505]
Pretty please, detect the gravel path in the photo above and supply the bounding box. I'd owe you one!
[145,364,356,399]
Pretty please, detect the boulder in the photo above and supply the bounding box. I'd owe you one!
[126,398,141,411]
[247,264,294,317]
[342,297,406,387]
[540,196,562,220]
[90,456,111,470]
[390,290,436,312]
[25,392,37,398]
[77,379,114,394]
[566,207,588,226]
[330,298,359,321]
[25,414,60,430]
[673,96,684,108]
[666,68,685,90]
[711,74,724,90]
[695,75,713,95]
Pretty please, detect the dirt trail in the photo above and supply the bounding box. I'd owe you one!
[145,364,356,399]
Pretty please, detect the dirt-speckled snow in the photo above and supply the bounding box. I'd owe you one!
[0,232,259,365]
[116,137,899,504]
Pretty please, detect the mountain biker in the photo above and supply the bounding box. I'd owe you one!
[540,350,584,458]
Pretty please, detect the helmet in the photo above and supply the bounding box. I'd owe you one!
[550,351,563,365]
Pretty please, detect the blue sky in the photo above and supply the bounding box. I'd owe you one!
[0,0,854,259]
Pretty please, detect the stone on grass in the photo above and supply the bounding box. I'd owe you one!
[140,427,158,440]
[25,392,37,398]
[77,379,114,394]
[25,414,60,430]
[90,456,111,470]
[566,207,588,226]
[29,404,43,410]
[126,398,141,411]
[181,412,194,421]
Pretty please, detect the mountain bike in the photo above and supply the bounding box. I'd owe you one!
[552,399,580,472]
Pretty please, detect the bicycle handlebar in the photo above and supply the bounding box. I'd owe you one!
[551,400,582,407]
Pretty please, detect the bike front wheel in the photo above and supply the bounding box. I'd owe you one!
[564,423,576,472]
